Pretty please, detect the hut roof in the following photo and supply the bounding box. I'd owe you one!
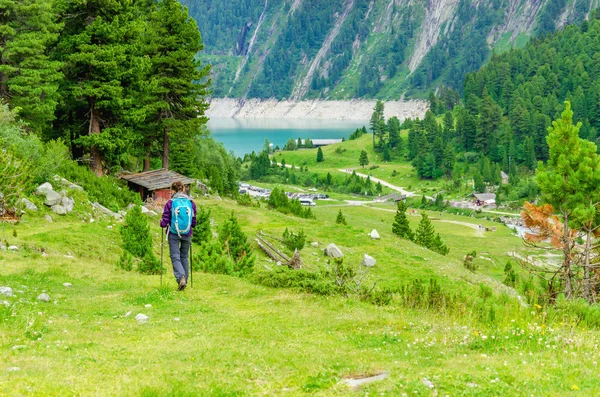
[120,169,196,191]
[474,193,496,202]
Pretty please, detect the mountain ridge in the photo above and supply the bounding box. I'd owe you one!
[184,0,598,100]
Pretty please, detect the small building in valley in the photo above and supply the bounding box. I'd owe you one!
[302,139,343,147]
[120,169,203,201]
[473,193,496,207]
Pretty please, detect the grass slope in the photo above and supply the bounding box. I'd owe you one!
[1,198,598,396]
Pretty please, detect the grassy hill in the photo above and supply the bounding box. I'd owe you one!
[2,193,599,395]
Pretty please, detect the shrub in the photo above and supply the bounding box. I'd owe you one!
[138,252,162,275]
[219,212,255,276]
[121,206,153,258]
[463,250,478,271]
[117,250,134,271]
[335,209,347,225]
[192,206,211,246]
[236,193,254,206]
[282,228,306,252]
[252,268,335,295]
[192,239,234,275]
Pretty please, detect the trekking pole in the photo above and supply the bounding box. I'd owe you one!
[160,228,164,288]
[190,240,193,288]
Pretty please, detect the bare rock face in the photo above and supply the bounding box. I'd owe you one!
[324,243,343,258]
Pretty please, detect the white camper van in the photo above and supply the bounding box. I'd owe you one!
[299,198,316,206]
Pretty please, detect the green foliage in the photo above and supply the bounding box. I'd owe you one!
[316,147,324,163]
[503,261,518,287]
[414,213,449,255]
[392,201,413,241]
[219,212,255,276]
[236,193,255,207]
[0,148,33,215]
[120,206,152,259]
[192,239,234,276]
[58,161,139,212]
[117,250,134,271]
[335,209,347,225]
[282,228,306,252]
[359,150,369,168]
[192,206,212,246]
[138,252,162,275]
[463,251,478,272]
[267,187,315,219]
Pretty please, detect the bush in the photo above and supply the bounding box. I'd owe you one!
[282,228,306,252]
[237,193,254,206]
[117,250,134,271]
[58,161,139,212]
[138,252,162,275]
[120,206,153,258]
[219,212,255,276]
[463,250,478,271]
[335,210,347,225]
[192,240,234,275]
[251,268,335,295]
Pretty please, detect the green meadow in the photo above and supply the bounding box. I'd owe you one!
[2,195,599,396]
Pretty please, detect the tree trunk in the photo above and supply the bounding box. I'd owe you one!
[89,104,103,177]
[162,128,169,170]
[562,211,573,299]
[583,227,594,303]
[143,142,151,172]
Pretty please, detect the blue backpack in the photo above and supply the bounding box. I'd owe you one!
[170,197,193,236]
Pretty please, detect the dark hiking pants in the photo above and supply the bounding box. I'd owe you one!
[168,233,191,283]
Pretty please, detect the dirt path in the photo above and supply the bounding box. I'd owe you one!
[338,169,418,197]
[439,220,486,237]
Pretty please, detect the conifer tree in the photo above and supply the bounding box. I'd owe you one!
[336,209,347,225]
[414,213,435,248]
[316,147,324,162]
[140,0,210,170]
[392,201,413,241]
[0,0,62,134]
[192,206,211,246]
[359,150,369,168]
[219,211,255,276]
[120,205,153,259]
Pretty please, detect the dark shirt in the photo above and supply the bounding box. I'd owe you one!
[160,193,197,236]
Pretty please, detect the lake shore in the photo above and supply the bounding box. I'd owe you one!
[206,98,428,121]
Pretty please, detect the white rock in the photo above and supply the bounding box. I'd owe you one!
[141,206,151,214]
[144,304,152,308]
[1,300,9,306]
[44,215,53,223]
[44,190,62,207]
[8,246,18,251]
[51,204,68,215]
[311,242,319,247]
[0,244,5,251]
[173,318,180,322]
[324,243,344,258]
[466,383,478,388]
[106,225,113,229]
[53,175,83,191]
[370,229,380,239]
[61,196,75,213]
[36,182,54,195]
[135,313,149,323]
[362,254,376,267]
[19,198,38,211]
[422,378,435,389]
[37,293,51,302]
[11,345,27,350]
[124,311,132,317]
[0,287,14,297]
[7,367,20,372]
[63,283,72,288]
[92,202,120,219]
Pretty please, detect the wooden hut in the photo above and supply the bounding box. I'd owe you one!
[120,169,200,201]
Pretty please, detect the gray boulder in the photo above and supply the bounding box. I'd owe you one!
[362,254,376,267]
[44,215,53,223]
[8,246,18,251]
[63,283,72,288]
[53,175,83,191]
[92,202,121,219]
[324,243,344,258]
[37,293,51,302]
[36,182,54,195]
[19,198,38,211]
[52,196,75,215]
[311,242,319,247]
[370,229,380,239]
[44,190,62,206]
[0,286,14,297]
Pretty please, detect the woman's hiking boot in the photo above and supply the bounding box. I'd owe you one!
[178,276,187,291]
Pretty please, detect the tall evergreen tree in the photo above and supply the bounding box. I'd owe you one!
[359,150,369,168]
[414,213,435,249]
[140,0,210,170]
[392,200,413,241]
[0,0,62,134]
[316,146,324,162]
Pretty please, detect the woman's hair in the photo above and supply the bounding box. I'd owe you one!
[171,181,185,192]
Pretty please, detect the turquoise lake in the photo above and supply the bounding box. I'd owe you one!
[208,118,368,157]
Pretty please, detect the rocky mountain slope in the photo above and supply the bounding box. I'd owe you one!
[183,0,598,100]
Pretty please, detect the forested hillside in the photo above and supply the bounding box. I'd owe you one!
[182,0,598,100]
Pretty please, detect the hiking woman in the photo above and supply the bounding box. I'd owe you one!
[160,181,197,290]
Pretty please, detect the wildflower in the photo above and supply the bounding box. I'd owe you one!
[534,304,542,309]
[572,385,579,390]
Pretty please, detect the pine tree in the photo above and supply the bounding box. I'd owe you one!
[140,0,210,170]
[219,211,255,276]
[414,213,435,248]
[54,0,140,175]
[120,206,153,259]
[392,201,413,241]
[359,150,369,168]
[336,209,347,225]
[524,136,537,170]
[431,233,449,255]
[316,146,324,162]
[192,206,211,246]
[0,0,62,134]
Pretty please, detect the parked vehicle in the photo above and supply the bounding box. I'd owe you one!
[299,198,316,206]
